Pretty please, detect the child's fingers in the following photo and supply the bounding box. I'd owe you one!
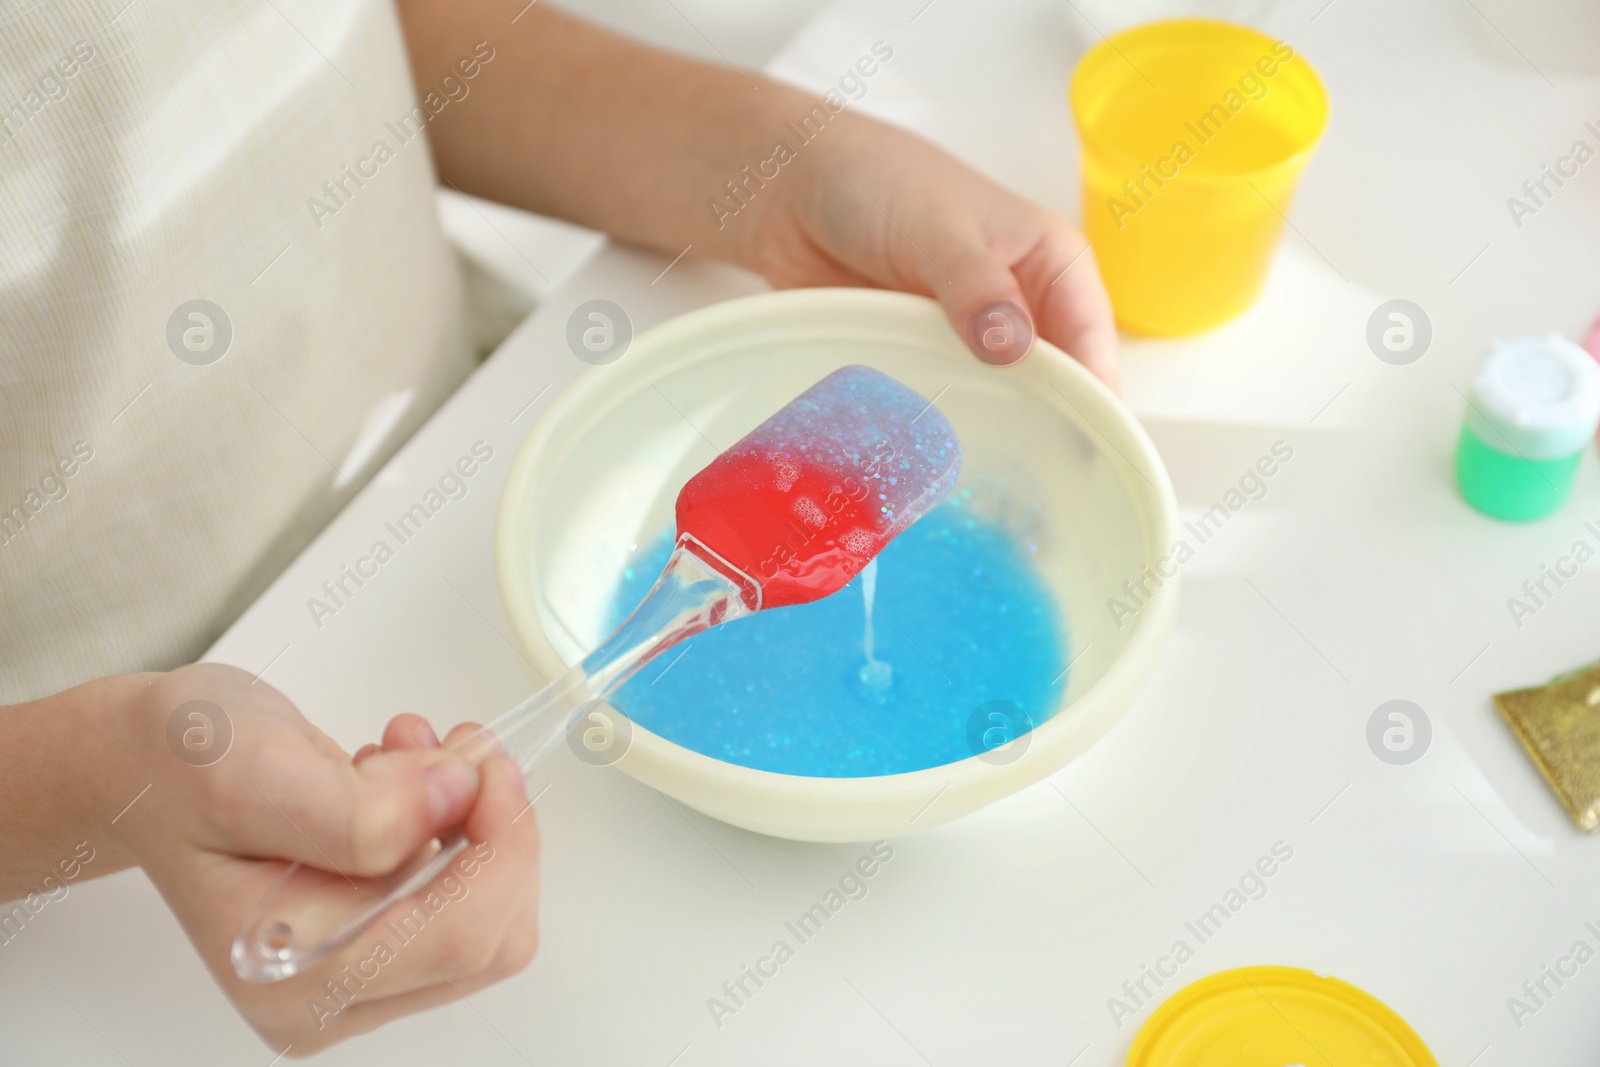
[222,754,538,1053]
[353,713,439,764]
[470,753,541,975]
[373,753,537,986]
[916,222,1036,368]
[291,966,516,1050]
[218,716,502,878]
[382,713,440,751]
[1013,220,1119,391]
[218,742,481,877]
[294,754,538,1006]
[465,752,537,860]
[442,721,483,748]
[442,720,514,766]
[484,858,542,976]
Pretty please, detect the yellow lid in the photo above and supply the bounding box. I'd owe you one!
[1127,966,1437,1067]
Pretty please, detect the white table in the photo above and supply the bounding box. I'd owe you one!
[9,0,1600,1063]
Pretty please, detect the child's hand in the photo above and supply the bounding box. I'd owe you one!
[395,2,1118,386]
[743,114,1119,387]
[108,664,540,1055]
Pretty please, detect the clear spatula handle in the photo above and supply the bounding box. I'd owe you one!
[231,538,755,982]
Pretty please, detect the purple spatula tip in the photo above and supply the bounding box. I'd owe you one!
[733,364,962,535]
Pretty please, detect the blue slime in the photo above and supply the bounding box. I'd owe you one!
[605,501,1067,777]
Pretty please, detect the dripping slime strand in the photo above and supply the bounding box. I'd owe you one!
[857,559,893,701]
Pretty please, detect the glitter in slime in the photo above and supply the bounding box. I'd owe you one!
[231,363,961,983]
[674,364,961,609]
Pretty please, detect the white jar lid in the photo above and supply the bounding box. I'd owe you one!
[1466,334,1600,459]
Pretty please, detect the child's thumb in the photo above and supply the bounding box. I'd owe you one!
[238,747,479,878]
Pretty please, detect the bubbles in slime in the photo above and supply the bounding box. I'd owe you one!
[675,364,962,609]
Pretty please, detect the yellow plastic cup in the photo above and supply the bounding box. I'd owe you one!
[1070,20,1328,336]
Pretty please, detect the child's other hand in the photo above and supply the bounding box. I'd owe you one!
[393,3,1114,383]
[745,113,1119,389]
[108,664,539,1056]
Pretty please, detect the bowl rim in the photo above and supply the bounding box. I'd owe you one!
[494,288,1180,831]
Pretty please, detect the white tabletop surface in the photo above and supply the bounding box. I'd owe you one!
[9,0,1600,1064]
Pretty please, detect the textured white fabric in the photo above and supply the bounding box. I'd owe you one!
[0,0,472,701]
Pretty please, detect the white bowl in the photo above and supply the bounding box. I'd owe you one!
[495,289,1178,842]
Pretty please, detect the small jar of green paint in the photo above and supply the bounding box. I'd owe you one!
[1457,334,1600,521]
